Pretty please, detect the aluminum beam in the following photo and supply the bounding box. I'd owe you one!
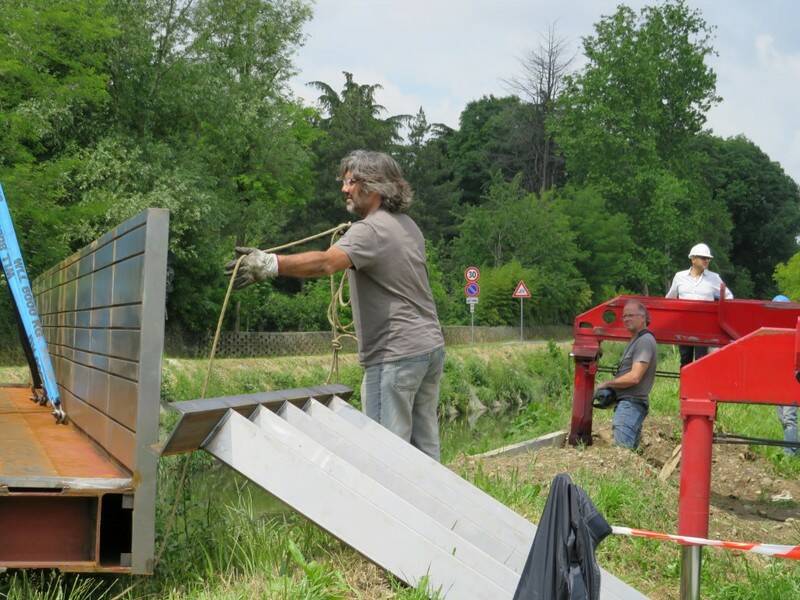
[167,390,647,599]
[287,398,527,572]
[161,384,353,455]
[206,408,516,599]
[327,396,536,548]
[325,396,646,600]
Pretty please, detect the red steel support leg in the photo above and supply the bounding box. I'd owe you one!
[678,398,716,600]
[678,398,716,538]
[569,359,597,446]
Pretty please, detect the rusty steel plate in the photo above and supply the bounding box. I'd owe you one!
[0,386,130,489]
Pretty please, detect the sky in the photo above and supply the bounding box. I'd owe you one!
[289,1,800,184]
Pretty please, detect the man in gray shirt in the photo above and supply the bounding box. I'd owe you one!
[225,150,445,460]
[596,300,657,449]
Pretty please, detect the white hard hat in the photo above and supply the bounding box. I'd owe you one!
[688,243,713,258]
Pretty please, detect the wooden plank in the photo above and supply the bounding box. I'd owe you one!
[470,431,566,459]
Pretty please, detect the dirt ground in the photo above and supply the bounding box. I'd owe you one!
[340,416,800,599]
[468,416,800,544]
[640,416,800,529]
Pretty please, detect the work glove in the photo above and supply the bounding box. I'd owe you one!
[224,247,278,290]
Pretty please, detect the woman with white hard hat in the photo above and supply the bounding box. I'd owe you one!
[666,242,734,367]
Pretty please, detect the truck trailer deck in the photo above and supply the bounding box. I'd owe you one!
[0,384,132,570]
[0,208,169,574]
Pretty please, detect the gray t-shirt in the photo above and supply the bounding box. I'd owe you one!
[335,208,444,366]
[615,330,657,402]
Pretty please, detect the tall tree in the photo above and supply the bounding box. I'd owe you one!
[550,185,635,300]
[551,0,728,292]
[448,95,520,205]
[553,0,719,198]
[299,72,408,234]
[694,134,800,297]
[78,0,315,333]
[450,176,591,321]
[506,24,573,192]
[0,0,117,272]
[399,108,461,242]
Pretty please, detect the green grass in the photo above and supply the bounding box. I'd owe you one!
[2,341,799,599]
[0,573,115,600]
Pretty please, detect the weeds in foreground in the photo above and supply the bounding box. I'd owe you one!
[4,342,800,598]
[391,574,445,599]
[0,572,114,600]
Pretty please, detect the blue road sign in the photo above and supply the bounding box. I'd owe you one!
[465,282,480,297]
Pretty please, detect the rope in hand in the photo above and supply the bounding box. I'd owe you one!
[204,221,353,392]
[111,222,353,600]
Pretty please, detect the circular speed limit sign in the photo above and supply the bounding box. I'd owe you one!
[464,266,480,282]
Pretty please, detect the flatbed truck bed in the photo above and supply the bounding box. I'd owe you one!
[0,208,168,573]
[0,385,133,570]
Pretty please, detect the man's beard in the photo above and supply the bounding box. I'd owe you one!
[346,194,368,216]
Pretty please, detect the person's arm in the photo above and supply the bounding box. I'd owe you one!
[598,361,649,390]
[224,245,352,289]
[723,282,734,299]
[711,272,733,300]
[666,274,679,298]
[277,246,352,278]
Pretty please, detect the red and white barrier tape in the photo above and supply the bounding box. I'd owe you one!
[611,526,800,560]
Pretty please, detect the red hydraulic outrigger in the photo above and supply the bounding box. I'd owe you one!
[678,317,800,567]
[569,292,800,598]
[568,289,800,445]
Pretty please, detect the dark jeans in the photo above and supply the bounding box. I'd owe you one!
[679,345,708,368]
[612,398,649,449]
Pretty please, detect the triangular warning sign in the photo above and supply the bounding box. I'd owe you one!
[512,280,531,298]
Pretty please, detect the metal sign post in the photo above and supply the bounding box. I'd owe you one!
[464,266,481,344]
[512,280,531,342]
[470,302,475,343]
[466,298,479,342]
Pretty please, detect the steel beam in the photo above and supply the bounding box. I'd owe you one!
[569,295,800,445]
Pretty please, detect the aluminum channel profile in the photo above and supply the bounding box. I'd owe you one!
[165,390,647,599]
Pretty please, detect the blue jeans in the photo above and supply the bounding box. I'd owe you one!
[362,347,445,461]
[776,406,798,456]
[612,398,649,449]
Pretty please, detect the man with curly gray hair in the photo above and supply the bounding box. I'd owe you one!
[225,150,445,460]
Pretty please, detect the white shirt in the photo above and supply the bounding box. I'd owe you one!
[666,269,734,301]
